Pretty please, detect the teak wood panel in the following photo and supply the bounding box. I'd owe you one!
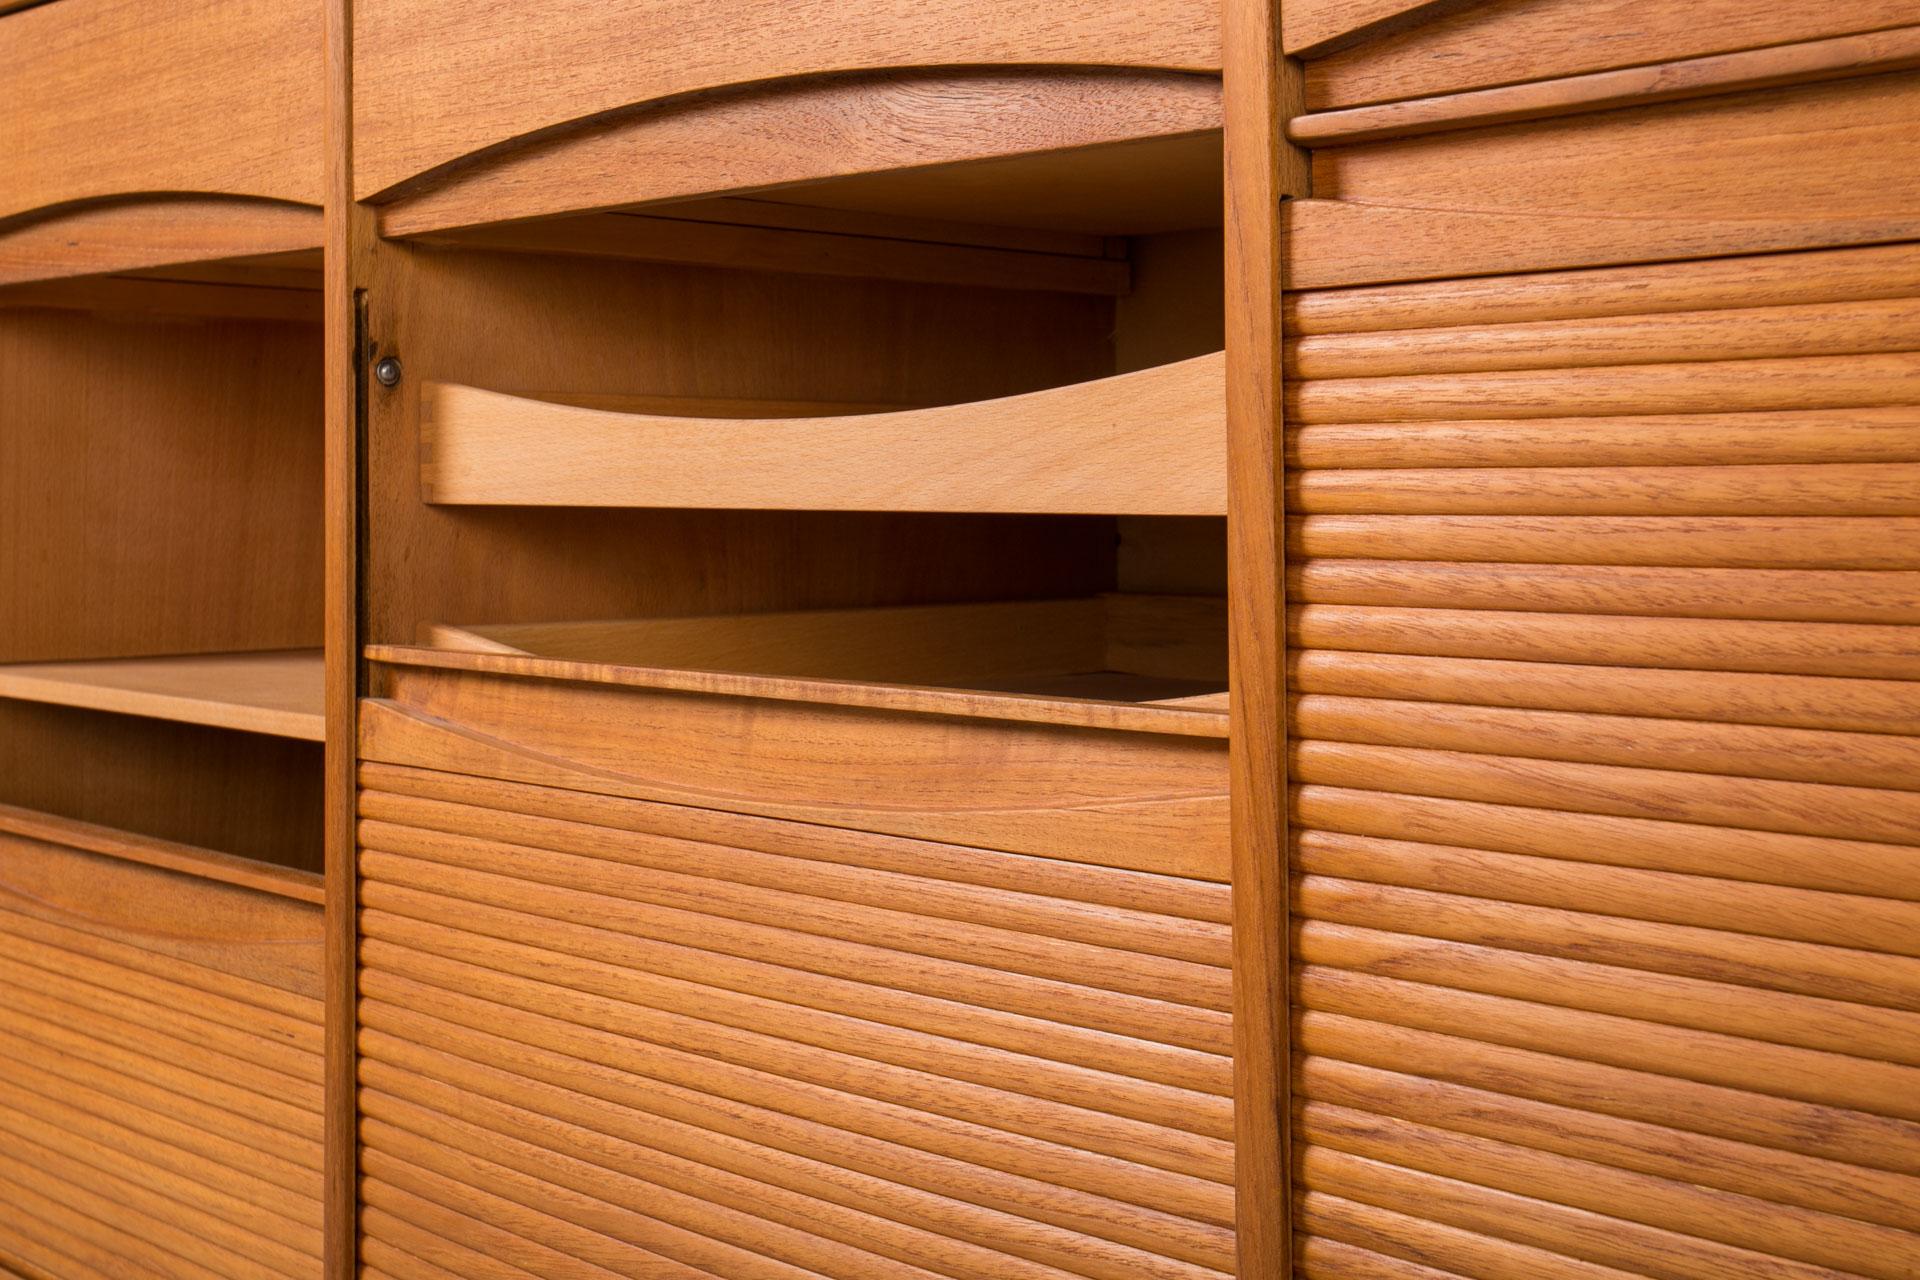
[418,354,1226,515]
[1284,243,1920,1279]
[0,826,324,1280]
[0,303,324,665]
[355,661,1233,1279]
[1290,69,1920,286]
[351,0,1224,200]
[0,0,323,280]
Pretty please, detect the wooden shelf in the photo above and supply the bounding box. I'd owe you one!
[394,594,1228,737]
[420,352,1226,515]
[0,649,324,741]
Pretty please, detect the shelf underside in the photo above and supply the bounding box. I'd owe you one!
[0,649,324,741]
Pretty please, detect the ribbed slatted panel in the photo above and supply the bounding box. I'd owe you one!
[0,837,325,1280]
[1285,241,1920,1279]
[355,760,1237,1280]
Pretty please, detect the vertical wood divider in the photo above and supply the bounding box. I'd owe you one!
[323,0,368,1274]
[1226,0,1307,1274]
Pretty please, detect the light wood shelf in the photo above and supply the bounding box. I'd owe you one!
[421,352,1227,515]
[0,649,325,741]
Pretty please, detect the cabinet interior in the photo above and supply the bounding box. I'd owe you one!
[0,255,325,872]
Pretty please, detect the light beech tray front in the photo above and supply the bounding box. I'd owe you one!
[0,650,324,741]
[420,353,1226,514]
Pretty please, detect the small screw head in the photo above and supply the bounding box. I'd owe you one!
[373,356,403,387]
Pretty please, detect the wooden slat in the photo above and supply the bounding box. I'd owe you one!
[1288,408,1920,470]
[1292,605,1920,681]
[1297,1143,1876,1280]
[357,847,1230,1056]
[358,1028,1225,1280]
[361,1071,1098,1280]
[1290,514,1920,569]
[1291,693,1920,790]
[362,1143,753,1280]
[1289,355,1920,424]
[363,1115,895,1280]
[1298,1009,1920,1179]
[1291,464,1920,516]
[356,827,1231,1012]
[359,906,1229,1136]
[0,990,320,1143]
[1298,1057,1920,1233]
[0,1046,320,1214]
[1287,243,1920,335]
[1290,560,1920,623]
[0,949,323,1084]
[1299,1188,1653,1280]
[1298,965,1920,1124]
[0,1019,323,1175]
[360,882,1230,1097]
[1289,296,1920,380]
[0,1098,319,1271]
[419,354,1226,515]
[1294,873,1920,1012]
[357,917,1233,1156]
[1293,784,1920,903]
[359,954,1234,1221]
[1296,918,1920,1061]
[1292,650,1920,736]
[1300,1101,1920,1280]
[1294,740,1920,846]
[356,1004,1237,1275]
[0,1057,319,1226]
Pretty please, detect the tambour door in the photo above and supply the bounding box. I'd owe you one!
[1285,240,1920,1277]
[353,656,1237,1280]
[0,812,325,1279]
[1278,4,1920,1274]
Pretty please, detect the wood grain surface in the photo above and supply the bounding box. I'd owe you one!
[355,739,1235,1278]
[0,0,322,222]
[418,354,1225,515]
[352,0,1222,199]
[1285,240,1920,1276]
[0,830,324,1280]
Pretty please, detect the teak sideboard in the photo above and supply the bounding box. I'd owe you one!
[0,0,1916,1277]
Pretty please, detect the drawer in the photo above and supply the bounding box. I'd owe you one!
[0,0,323,282]
[356,0,1224,233]
[356,598,1233,1277]
[0,806,324,1279]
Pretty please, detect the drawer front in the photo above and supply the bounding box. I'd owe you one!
[352,0,1223,199]
[355,760,1235,1280]
[0,830,324,1279]
[0,0,322,278]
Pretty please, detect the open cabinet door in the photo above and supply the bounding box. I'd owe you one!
[1281,1,1920,1276]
